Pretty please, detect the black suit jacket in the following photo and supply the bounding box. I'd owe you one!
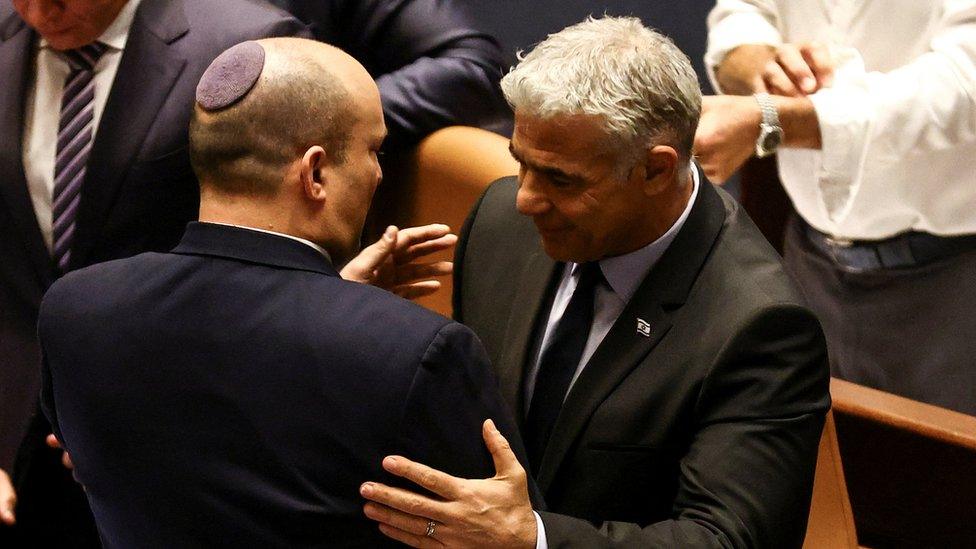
[454,176,831,548]
[0,0,306,474]
[269,0,512,148]
[38,222,532,548]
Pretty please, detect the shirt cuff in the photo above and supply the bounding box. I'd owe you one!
[705,11,782,93]
[534,511,548,549]
[806,50,872,222]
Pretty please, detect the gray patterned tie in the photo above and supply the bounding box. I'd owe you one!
[52,42,108,272]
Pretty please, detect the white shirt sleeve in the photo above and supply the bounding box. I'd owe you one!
[705,0,783,93]
[534,511,548,549]
[808,4,976,223]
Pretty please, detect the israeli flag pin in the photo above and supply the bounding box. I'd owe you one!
[636,318,651,337]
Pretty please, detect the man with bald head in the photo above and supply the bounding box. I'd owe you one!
[36,37,532,548]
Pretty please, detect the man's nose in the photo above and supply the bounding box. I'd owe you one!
[515,171,550,216]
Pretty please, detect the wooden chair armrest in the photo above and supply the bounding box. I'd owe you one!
[830,377,976,450]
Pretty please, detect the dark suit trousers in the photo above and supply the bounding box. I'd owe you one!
[783,217,976,415]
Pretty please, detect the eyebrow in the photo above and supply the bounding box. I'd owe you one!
[508,142,587,181]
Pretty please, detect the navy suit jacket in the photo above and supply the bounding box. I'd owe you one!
[39,222,533,548]
[0,0,306,474]
[269,0,512,148]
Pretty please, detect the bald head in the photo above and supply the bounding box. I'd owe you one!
[189,38,376,196]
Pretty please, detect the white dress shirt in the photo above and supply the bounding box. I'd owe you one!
[527,166,700,549]
[21,0,143,252]
[706,0,976,240]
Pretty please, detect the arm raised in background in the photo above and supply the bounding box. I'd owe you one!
[276,0,511,149]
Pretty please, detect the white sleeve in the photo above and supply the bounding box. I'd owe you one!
[534,511,548,549]
[808,3,976,219]
[705,0,783,93]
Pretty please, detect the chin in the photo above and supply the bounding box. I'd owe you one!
[540,238,588,264]
[43,32,94,52]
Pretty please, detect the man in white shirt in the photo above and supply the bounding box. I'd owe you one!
[0,0,306,544]
[695,0,976,415]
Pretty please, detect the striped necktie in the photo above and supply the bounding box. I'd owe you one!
[52,42,108,272]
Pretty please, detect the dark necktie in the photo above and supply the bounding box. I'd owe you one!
[525,261,603,475]
[52,42,107,272]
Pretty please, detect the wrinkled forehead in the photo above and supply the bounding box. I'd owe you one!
[195,41,265,111]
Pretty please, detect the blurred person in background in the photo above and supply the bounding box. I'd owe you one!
[695,0,976,415]
[0,0,306,545]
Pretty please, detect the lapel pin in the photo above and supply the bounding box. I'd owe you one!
[636,318,651,337]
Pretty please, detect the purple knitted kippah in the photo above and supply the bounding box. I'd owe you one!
[195,41,265,111]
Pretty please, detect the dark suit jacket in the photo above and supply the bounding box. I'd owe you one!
[0,1,306,543]
[454,176,831,548]
[0,0,306,473]
[268,0,512,148]
[38,222,532,548]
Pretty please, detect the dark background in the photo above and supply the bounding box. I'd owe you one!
[468,1,717,94]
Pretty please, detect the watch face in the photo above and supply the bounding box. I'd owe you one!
[757,125,783,157]
[761,127,782,151]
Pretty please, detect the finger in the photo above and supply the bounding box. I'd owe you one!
[482,420,523,478]
[398,234,458,263]
[0,505,14,526]
[392,281,442,300]
[776,44,816,94]
[762,61,801,97]
[364,502,438,538]
[380,456,462,500]
[62,451,74,470]
[800,41,834,88]
[340,226,397,281]
[0,472,15,526]
[360,482,452,523]
[46,434,61,449]
[394,224,451,247]
[377,523,444,548]
[396,261,453,283]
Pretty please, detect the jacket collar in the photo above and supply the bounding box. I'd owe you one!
[171,222,340,277]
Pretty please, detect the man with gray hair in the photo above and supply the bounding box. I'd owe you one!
[361,16,830,548]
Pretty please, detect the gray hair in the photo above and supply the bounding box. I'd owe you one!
[501,16,702,161]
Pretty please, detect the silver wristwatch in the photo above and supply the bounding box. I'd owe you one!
[754,92,783,158]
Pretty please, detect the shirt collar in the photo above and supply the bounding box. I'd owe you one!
[39,0,142,52]
[574,164,701,304]
[206,222,332,263]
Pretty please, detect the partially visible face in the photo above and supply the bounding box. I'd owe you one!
[322,78,386,263]
[511,112,655,262]
[13,0,128,50]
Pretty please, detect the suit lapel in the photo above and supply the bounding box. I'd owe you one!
[536,180,729,491]
[0,13,55,288]
[72,0,189,267]
[496,248,559,425]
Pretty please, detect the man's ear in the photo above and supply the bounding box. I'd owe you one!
[301,146,328,202]
[639,145,679,196]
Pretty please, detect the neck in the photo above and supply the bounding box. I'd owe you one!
[624,170,694,254]
[198,193,316,243]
